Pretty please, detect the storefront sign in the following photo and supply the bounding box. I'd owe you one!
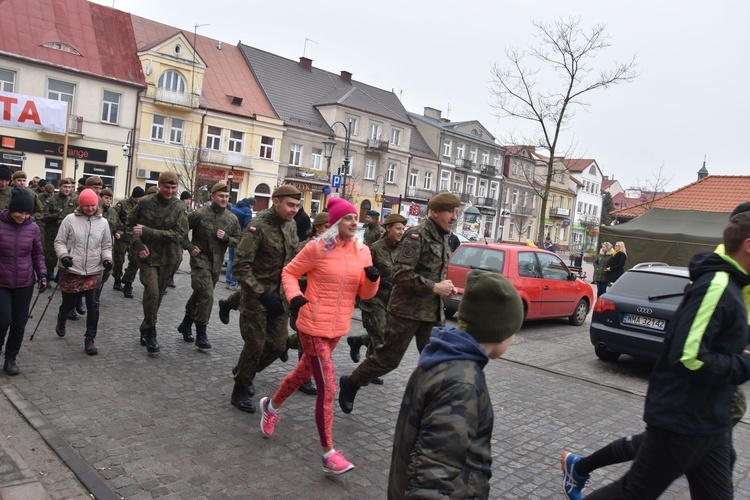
[479,207,496,216]
[0,91,68,133]
[197,166,226,182]
[0,135,108,162]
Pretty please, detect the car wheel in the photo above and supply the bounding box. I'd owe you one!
[595,346,621,362]
[568,299,589,326]
[444,306,456,320]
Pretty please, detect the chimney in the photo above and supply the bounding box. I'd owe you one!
[299,57,312,70]
[340,70,352,83]
[423,107,442,120]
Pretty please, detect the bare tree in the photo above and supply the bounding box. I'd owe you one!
[634,163,674,210]
[490,17,637,245]
[510,206,535,242]
[164,140,203,201]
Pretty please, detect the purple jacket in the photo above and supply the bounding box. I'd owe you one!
[0,210,46,289]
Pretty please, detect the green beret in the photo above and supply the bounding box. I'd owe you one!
[211,182,228,194]
[60,177,75,186]
[11,170,27,180]
[158,171,179,185]
[459,270,523,344]
[85,176,103,186]
[44,183,55,194]
[428,192,461,211]
[384,213,407,226]
[272,184,302,200]
[147,186,159,194]
[100,188,113,197]
[366,210,380,217]
[312,212,329,226]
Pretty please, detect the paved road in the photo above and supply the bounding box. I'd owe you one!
[2,259,749,498]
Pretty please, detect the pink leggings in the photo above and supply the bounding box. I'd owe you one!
[272,333,340,448]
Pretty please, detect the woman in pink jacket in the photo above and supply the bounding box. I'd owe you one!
[259,197,379,474]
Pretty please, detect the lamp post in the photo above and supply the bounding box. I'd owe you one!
[227,167,234,204]
[498,175,506,242]
[322,122,351,200]
[373,173,386,214]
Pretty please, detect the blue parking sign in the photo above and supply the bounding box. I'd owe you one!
[331,175,342,188]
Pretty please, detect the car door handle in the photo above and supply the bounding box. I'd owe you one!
[543,286,549,290]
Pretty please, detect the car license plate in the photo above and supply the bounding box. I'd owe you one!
[622,313,666,331]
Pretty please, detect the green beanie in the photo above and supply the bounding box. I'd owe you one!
[458,270,523,343]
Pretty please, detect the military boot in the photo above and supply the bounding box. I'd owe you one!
[55,317,67,337]
[218,299,231,325]
[168,275,176,288]
[347,336,364,363]
[298,379,317,396]
[195,324,211,349]
[122,280,133,299]
[139,327,147,346]
[231,366,255,396]
[145,327,160,353]
[112,278,122,291]
[231,382,256,413]
[177,315,194,342]
[338,375,360,414]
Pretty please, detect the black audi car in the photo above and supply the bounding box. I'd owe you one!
[589,264,690,362]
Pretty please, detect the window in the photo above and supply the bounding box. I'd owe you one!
[289,144,303,166]
[512,189,518,206]
[440,170,451,191]
[158,70,186,93]
[453,174,463,193]
[522,191,528,207]
[512,162,518,175]
[228,130,244,153]
[489,181,499,200]
[259,136,274,159]
[347,117,358,135]
[509,221,515,239]
[99,90,121,124]
[494,154,502,167]
[45,158,62,187]
[589,165,597,175]
[365,159,376,180]
[423,172,432,190]
[170,118,184,144]
[456,144,465,159]
[503,187,509,205]
[205,126,222,150]
[0,69,15,92]
[151,115,166,141]
[390,128,401,146]
[311,148,323,170]
[409,171,418,188]
[443,140,452,157]
[369,123,381,141]
[469,148,477,164]
[386,163,396,183]
[466,177,476,195]
[538,253,570,281]
[481,151,489,165]
[48,79,75,104]
[478,180,487,197]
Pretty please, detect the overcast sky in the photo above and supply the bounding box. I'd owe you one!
[96,0,749,191]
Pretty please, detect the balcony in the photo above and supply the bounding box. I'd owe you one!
[69,115,83,135]
[286,166,330,183]
[406,186,434,200]
[154,88,195,108]
[455,158,473,170]
[200,149,253,169]
[550,207,570,218]
[366,138,389,152]
[460,193,475,204]
[479,164,496,176]
[580,213,600,226]
[476,196,499,207]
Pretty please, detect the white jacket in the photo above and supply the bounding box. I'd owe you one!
[54,209,112,276]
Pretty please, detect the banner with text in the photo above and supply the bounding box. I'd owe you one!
[0,91,68,133]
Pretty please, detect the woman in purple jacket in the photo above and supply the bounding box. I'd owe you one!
[0,189,47,375]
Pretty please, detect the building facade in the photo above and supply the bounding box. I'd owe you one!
[564,158,604,252]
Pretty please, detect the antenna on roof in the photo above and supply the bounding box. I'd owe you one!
[446,103,452,119]
[303,38,318,57]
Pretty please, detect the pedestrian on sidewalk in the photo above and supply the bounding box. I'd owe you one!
[0,189,47,375]
[388,269,523,499]
[606,241,627,283]
[258,197,379,475]
[54,189,112,355]
[592,242,613,298]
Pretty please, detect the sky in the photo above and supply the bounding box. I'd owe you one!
[94,0,749,192]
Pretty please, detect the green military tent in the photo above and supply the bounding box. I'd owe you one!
[598,208,728,268]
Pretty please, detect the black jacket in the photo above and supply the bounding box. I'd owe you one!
[644,252,750,436]
[607,251,627,282]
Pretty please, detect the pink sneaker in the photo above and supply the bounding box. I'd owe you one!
[259,397,279,437]
[322,450,355,475]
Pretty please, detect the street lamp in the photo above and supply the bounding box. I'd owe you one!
[227,167,234,204]
[322,122,351,200]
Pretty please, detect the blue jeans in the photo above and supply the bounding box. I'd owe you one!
[226,247,237,286]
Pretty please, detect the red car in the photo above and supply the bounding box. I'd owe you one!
[442,242,594,325]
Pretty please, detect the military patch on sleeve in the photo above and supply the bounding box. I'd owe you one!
[410,233,420,240]
[248,226,257,233]
[403,243,417,259]
[116,203,122,208]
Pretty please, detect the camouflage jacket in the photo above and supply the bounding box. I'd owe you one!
[388,218,451,323]
[126,193,188,267]
[101,205,122,239]
[0,187,10,210]
[233,207,298,313]
[388,325,492,500]
[186,204,241,275]
[364,223,385,247]
[114,197,138,241]
[21,187,45,223]
[360,236,398,312]
[44,192,78,231]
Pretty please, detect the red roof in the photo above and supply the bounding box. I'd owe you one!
[130,15,276,119]
[562,158,596,172]
[0,0,145,87]
[602,178,617,191]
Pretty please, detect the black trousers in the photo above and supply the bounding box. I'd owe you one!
[585,426,733,500]
[0,285,34,360]
[59,289,100,337]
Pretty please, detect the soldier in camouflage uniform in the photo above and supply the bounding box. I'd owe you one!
[42,177,78,281]
[388,270,523,499]
[113,186,145,294]
[339,192,460,414]
[99,189,121,241]
[363,209,385,247]
[177,183,241,349]
[36,184,55,227]
[126,172,188,353]
[0,167,12,210]
[229,185,300,413]
[347,213,407,383]
[10,171,44,225]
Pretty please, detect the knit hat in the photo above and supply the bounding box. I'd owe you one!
[77,177,86,186]
[247,196,256,206]
[38,179,47,188]
[180,190,192,200]
[327,197,357,225]
[8,188,34,214]
[44,183,55,194]
[78,188,98,206]
[0,166,11,181]
[458,270,523,344]
[131,186,145,198]
[312,212,329,227]
[731,202,750,218]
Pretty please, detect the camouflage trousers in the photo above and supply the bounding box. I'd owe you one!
[138,262,179,330]
[234,310,288,387]
[224,289,241,310]
[350,315,436,387]
[360,305,387,358]
[184,267,220,325]
[113,238,138,282]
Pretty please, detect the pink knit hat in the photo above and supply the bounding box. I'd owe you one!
[327,197,357,225]
[78,188,99,207]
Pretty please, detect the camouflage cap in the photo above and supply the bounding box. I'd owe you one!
[44,183,55,194]
[85,176,103,187]
[11,170,26,180]
[428,192,460,211]
[60,177,75,186]
[211,182,228,194]
[272,184,301,200]
[312,212,329,226]
[384,213,407,226]
[158,171,178,185]
[100,188,113,197]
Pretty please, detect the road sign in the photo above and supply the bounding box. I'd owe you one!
[331,175,342,188]
[323,185,331,195]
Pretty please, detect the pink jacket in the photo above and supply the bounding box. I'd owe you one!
[282,237,378,338]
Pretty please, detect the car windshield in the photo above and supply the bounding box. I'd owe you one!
[450,246,505,273]
[609,271,688,304]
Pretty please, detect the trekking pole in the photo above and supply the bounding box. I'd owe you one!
[26,290,42,320]
[29,280,60,341]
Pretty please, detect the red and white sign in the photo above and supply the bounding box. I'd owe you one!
[0,91,68,133]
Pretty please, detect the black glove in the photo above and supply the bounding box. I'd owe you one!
[364,266,380,282]
[379,278,393,291]
[38,276,48,293]
[61,256,73,268]
[102,260,113,271]
[259,292,285,318]
[289,296,309,311]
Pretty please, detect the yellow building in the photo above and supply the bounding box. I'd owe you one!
[532,152,577,250]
